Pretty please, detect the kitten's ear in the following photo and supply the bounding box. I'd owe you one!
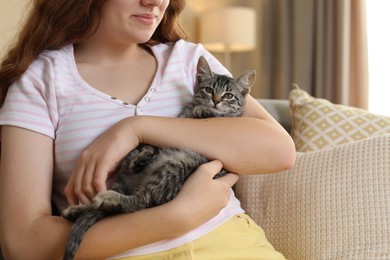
[236,70,256,96]
[196,56,213,83]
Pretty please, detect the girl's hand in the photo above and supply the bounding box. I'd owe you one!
[172,160,239,229]
[65,118,140,205]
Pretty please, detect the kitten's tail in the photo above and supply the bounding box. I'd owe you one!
[63,210,106,260]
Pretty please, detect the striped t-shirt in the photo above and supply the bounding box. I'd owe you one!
[0,39,245,257]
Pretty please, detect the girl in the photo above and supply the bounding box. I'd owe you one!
[0,0,295,259]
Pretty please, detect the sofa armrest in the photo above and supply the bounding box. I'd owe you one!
[257,99,291,133]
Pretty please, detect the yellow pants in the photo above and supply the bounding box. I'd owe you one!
[118,214,286,260]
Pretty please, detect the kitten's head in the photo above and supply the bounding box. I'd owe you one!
[194,56,256,117]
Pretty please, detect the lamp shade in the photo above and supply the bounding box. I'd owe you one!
[199,6,256,52]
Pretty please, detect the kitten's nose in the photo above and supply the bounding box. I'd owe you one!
[213,96,221,105]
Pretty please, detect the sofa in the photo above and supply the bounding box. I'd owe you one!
[235,88,390,260]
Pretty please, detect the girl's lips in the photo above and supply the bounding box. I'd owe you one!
[133,14,157,26]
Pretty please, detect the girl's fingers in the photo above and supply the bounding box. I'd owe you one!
[81,164,97,202]
[216,172,239,187]
[73,166,92,205]
[64,157,111,205]
[64,174,77,206]
[93,163,109,194]
[201,160,239,187]
[65,160,94,205]
[199,160,223,176]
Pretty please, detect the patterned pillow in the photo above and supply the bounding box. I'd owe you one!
[289,88,390,152]
[235,135,390,260]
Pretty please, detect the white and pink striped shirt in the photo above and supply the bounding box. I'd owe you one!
[0,40,244,257]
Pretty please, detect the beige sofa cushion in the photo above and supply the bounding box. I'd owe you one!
[289,88,390,152]
[235,134,390,260]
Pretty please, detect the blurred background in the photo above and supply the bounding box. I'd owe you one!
[1,0,388,116]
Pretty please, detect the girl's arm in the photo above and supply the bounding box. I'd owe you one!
[140,96,295,174]
[0,126,237,259]
[66,95,296,204]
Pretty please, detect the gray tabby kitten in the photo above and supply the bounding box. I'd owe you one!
[62,56,256,260]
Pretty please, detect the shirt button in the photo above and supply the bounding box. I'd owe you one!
[137,106,142,112]
[150,88,156,92]
[144,97,150,102]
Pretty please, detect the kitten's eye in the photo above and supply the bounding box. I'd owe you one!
[223,93,234,99]
[204,87,213,94]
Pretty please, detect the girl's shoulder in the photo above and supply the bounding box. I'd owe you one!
[151,40,206,59]
[150,40,228,75]
[34,45,73,67]
[171,39,204,51]
[20,45,74,80]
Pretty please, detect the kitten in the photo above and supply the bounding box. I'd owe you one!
[62,56,256,260]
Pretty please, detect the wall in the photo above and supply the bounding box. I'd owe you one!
[0,0,28,59]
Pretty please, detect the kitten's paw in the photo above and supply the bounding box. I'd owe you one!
[129,145,156,172]
[193,106,215,118]
[139,144,156,155]
[63,205,88,222]
[93,190,122,210]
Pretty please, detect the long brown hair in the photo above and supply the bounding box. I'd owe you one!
[0,0,187,107]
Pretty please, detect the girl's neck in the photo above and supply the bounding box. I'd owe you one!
[74,40,148,67]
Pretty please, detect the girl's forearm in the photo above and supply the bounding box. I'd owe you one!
[2,215,72,260]
[75,201,191,259]
[132,116,295,174]
[3,202,192,260]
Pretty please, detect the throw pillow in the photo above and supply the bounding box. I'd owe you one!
[235,134,390,260]
[289,87,390,152]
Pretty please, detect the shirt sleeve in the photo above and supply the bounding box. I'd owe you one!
[0,54,59,139]
[173,40,231,88]
[191,44,231,77]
